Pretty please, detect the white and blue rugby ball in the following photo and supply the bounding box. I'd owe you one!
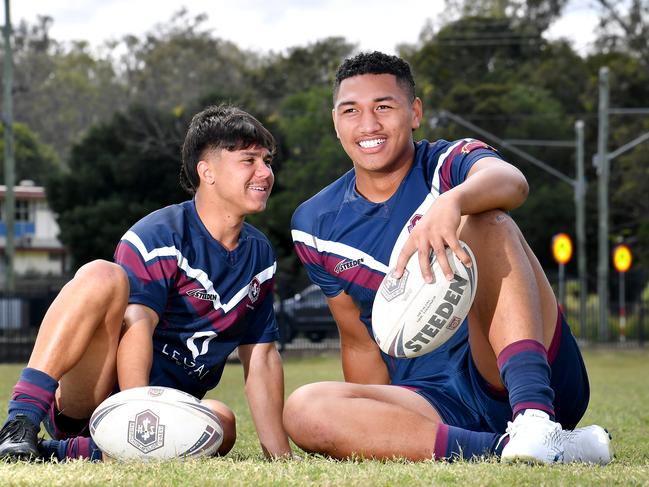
[372,241,477,358]
[90,386,223,461]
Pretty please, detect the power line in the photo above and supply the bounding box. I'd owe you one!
[441,113,597,121]
[433,38,543,47]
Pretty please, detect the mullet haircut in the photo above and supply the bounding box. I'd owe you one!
[333,51,416,103]
[180,105,276,194]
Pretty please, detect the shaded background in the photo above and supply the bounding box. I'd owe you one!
[1,0,648,353]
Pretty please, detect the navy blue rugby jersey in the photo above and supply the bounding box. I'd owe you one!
[291,139,501,384]
[114,200,278,398]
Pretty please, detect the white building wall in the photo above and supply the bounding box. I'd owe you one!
[33,200,62,247]
[14,251,63,276]
[0,184,67,278]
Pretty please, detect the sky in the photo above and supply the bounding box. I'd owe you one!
[6,0,602,56]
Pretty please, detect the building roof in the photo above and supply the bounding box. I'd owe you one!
[0,181,46,200]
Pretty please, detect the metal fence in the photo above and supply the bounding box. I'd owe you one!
[0,292,57,363]
[274,283,649,351]
[560,281,648,345]
[0,278,646,362]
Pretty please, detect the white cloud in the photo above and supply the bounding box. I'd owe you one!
[545,2,600,55]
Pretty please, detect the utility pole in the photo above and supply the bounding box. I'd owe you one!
[596,67,609,341]
[438,110,588,330]
[2,0,15,292]
[594,68,649,341]
[575,120,587,337]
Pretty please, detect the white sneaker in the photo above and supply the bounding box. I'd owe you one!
[562,425,612,465]
[501,409,563,464]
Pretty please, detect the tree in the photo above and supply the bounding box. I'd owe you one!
[580,51,649,268]
[116,9,252,115]
[46,105,187,266]
[0,122,61,185]
[443,0,569,31]
[595,0,649,67]
[610,127,649,266]
[426,81,575,266]
[248,37,356,113]
[7,16,127,160]
[514,40,590,115]
[248,86,349,296]
[403,15,547,111]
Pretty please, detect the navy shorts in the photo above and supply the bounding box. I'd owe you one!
[394,312,589,433]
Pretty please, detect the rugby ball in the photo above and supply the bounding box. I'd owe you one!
[372,241,477,358]
[89,386,223,461]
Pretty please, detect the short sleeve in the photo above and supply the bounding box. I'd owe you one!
[291,228,343,298]
[451,139,503,185]
[427,138,503,194]
[114,229,177,317]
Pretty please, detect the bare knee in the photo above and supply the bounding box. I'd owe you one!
[461,210,519,245]
[201,399,237,456]
[284,383,337,451]
[74,260,129,298]
[284,382,326,429]
[72,260,129,318]
[460,210,528,282]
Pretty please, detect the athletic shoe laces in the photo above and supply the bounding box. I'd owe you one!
[504,412,564,463]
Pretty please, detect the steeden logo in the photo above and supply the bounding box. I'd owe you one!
[334,258,364,274]
[187,288,219,302]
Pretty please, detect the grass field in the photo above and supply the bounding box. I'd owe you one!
[1,349,649,486]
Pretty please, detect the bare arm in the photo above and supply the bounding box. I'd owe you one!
[394,157,529,282]
[327,292,389,384]
[444,156,528,215]
[238,342,292,459]
[116,304,159,390]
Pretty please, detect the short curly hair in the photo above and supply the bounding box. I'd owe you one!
[180,105,276,195]
[333,51,416,103]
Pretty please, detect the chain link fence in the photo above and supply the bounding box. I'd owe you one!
[0,275,647,362]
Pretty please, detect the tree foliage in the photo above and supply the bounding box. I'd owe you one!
[9,2,649,278]
[116,9,252,114]
[7,16,127,160]
[443,0,569,31]
[595,0,649,67]
[45,105,187,266]
[0,123,61,185]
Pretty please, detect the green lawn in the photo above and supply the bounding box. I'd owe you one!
[1,349,648,486]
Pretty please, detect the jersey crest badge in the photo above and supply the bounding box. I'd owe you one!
[248,277,261,303]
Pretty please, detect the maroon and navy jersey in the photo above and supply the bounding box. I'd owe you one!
[291,139,500,384]
[115,200,278,398]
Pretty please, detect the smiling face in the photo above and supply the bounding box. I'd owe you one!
[197,145,274,218]
[332,73,422,180]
